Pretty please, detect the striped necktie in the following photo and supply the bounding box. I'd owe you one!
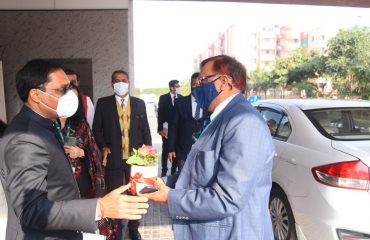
[194,104,200,120]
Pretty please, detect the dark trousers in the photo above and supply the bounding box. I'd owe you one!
[105,161,140,235]
[161,137,168,174]
[161,137,177,175]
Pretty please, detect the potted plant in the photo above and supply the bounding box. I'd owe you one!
[126,145,160,195]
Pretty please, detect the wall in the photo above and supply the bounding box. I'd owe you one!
[0,0,129,10]
[0,10,129,121]
[0,61,6,122]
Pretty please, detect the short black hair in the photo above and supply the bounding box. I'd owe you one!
[191,72,199,81]
[168,80,179,88]
[16,59,62,102]
[64,69,80,78]
[111,70,129,82]
[68,83,86,128]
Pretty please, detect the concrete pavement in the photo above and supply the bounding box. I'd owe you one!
[136,102,174,240]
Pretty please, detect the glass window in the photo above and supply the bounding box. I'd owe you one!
[257,108,292,140]
[309,108,370,140]
[260,109,280,136]
[276,115,292,139]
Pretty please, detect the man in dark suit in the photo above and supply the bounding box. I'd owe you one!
[0,60,149,240]
[157,80,182,176]
[93,70,151,240]
[167,73,207,172]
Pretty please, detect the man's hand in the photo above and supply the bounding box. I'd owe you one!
[140,180,170,204]
[64,145,84,159]
[102,147,111,167]
[167,152,176,163]
[97,184,149,220]
[158,130,167,138]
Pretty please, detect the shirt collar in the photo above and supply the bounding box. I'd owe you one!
[210,93,239,121]
[115,94,129,104]
[191,95,196,102]
[170,92,177,98]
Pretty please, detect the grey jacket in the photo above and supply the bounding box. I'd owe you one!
[0,106,97,240]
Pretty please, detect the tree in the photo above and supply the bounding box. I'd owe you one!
[249,67,275,96]
[325,27,370,98]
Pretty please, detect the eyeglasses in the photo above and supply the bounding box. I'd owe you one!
[39,83,74,95]
[197,74,221,85]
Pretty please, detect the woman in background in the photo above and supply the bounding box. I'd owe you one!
[56,84,105,198]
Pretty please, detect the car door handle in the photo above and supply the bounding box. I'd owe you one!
[286,158,297,165]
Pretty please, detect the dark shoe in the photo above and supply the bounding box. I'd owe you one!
[161,169,167,177]
[129,231,142,240]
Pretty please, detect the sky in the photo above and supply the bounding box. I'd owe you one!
[133,0,370,89]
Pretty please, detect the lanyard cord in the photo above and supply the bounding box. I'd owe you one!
[54,120,70,144]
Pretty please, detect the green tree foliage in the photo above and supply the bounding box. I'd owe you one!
[141,87,169,96]
[249,67,275,96]
[325,27,370,98]
[269,47,315,97]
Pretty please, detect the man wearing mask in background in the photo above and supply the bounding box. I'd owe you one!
[64,69,95,129]
[167,72,208,172]
[0,60,149,240]
[157,80,182,176]
[93,70,151,240]
[144,55,275,240]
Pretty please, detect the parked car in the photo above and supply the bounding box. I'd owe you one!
[252,99,370,240]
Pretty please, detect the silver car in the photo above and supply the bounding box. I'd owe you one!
[253,99,370,240]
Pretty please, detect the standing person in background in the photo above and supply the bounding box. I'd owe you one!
[93,70,151,240]
[65,69,95,129]
[56,83,105,199]
[157,80,182,176]
[167,72,208,172]
[144,55,275,240]
[0,60,149,240]
[56,83,118,239]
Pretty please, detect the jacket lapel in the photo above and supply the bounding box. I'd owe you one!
[194,93,245,147]
[129,96,136,129]
[110,95,121,132]
[185,95,193,118]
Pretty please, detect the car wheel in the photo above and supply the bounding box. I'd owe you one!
[269,187,297,240]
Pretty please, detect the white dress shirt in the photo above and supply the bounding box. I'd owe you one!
[170,92,177,106]
[191,95,203,119]
[115,94,129,108]
[210,93,239,121]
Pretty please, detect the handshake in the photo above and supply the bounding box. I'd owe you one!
[96,183,149,220]
[96,178,171,220]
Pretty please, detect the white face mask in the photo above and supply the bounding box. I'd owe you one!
[38,90,79,118]
[114,82,129,96]
[175,87,181,95]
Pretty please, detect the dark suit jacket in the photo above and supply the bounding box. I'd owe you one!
[167,95,204,161]
[93,95,152,170]
[0,106,97,240]
[157,92,182,132]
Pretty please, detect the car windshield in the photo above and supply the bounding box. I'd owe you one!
[308,108,370,140]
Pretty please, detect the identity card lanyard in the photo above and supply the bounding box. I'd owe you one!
[54,120,71,144]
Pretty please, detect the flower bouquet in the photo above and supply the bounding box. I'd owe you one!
[126,145,160,195]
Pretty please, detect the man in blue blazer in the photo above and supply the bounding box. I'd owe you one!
[144,55,275,240]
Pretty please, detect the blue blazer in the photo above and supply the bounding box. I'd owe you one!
[167,94,275,240]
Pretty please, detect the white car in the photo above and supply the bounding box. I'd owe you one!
[253,99,370,240]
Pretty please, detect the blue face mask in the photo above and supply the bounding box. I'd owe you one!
[192,78,221,110]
